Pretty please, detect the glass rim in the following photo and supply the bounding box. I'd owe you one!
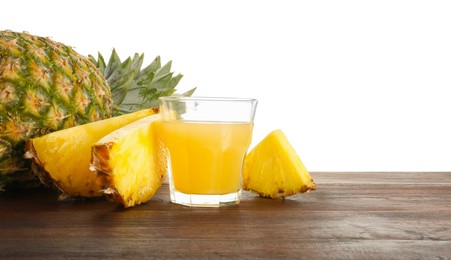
[159,96,257,103]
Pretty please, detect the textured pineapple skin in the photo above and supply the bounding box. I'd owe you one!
[25,108,157,199]
[242,130,316,199]
[0,30,112,189]
[91,114,167,208]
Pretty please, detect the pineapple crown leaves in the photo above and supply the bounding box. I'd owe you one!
[89,49,196,116]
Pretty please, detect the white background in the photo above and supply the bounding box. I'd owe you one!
[4,0,451,171]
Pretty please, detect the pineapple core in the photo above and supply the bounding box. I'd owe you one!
[242,130,316,198]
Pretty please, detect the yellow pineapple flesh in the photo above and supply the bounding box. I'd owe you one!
[242,129,316,198]
[25,108,158,199]
[91,114,167,208]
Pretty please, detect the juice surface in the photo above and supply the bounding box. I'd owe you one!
[160,120,253,195]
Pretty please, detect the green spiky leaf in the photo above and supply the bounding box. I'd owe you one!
[92,49,195,116]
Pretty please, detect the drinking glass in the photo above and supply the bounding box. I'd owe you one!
[159,96,258,207]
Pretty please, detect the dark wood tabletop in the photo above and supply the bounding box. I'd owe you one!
[1,172,450,259]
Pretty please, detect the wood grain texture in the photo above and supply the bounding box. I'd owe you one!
[0,172,450,259]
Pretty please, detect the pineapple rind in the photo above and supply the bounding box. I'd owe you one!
[243,130,316,198]
[91,114,167,208]
[25,108,157,198]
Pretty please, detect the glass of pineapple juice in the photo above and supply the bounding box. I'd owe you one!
[159,96,258,207]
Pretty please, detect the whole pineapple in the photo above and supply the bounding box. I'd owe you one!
[0,30,193,190]
[0,30,113,188]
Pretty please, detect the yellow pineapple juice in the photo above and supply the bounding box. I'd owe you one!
[159,96,257,207]
[160,120,253,195]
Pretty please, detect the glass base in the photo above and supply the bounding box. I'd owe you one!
[169,187,241,207]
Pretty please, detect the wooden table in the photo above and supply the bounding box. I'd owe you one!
[1,172,450,259]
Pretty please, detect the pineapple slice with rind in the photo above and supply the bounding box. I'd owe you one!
[242,129,316,198]
[91,114,167,208]
[25,108,158,199]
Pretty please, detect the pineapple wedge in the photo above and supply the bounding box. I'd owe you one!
[25,108,158,199]
[242,129,316,198]
[91,114,167,208]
